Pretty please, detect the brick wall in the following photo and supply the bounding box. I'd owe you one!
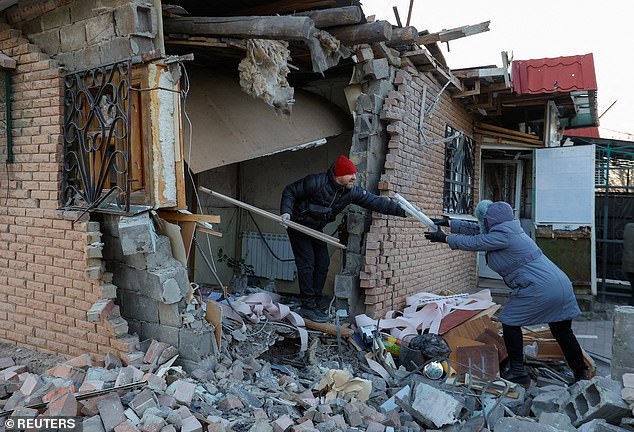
[0,23,133,360]
[361,65,480,318]
[6,0,159,71]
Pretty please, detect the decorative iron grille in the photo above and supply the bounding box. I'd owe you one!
[62,60,132,213]
[443,125,475,214]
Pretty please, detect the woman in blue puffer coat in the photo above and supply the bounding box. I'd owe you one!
[425,200,588,385]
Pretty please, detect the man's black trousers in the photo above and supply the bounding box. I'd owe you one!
[288,229,329,309]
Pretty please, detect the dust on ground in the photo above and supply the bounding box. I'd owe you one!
[0,342,65,374]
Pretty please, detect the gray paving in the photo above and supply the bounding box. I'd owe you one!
[572,320,613,377]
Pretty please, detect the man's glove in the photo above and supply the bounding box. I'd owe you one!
[425,227,447,243]
[430,217,450,227]
[280,213,291,228]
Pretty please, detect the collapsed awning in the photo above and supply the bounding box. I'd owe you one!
[183,68,351,173]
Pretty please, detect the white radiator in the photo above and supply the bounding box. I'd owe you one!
[240,231,296,281]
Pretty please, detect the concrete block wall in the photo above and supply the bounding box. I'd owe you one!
[0,23,134,360]
[5,0,159,71]
[361,65,479,318]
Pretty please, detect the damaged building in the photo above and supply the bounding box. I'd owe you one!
[0,0,614,371]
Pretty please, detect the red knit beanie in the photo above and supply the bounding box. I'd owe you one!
[333,155,357,177]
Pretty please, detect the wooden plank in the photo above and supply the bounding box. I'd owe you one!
[456,344,499,380]
[438,307,486,334]
[443,315,496,341]
[199,187,345,249]
[475,327,508,362]
[303,319,353,337]
[205,300,223,350]
[328,21,393,45]
[157,211,221,224]
[444,335,484,367]
[196,225,223,238]
[453,67,507,79]
[474,128,543,145]
[476,122,542,141]
[416,21,490,45]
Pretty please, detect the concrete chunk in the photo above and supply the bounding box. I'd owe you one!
[272,415,294,432]
[560,376,630,427]
[129,388,158,417]
[83,415,106,432]
[612,306,634,381]
[118,213,156,256]
[410,382,462,428]
[167,380,196,406]
[495,417,560,432]
[98,395,127,432]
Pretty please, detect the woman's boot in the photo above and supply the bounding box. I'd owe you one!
[502,324,531,387]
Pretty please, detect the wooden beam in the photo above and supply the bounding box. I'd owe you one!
[452,67,507,79]
[452,79,480,98]
[164,16,315,41]
[295,6,363,28]
[416,21,490,45]
[402,49,463,91]
[157,211,221,224]
[392,6,402,27]
[198,187,346,250]
[386,26,418,46]
[328,21,393,45]
[475,122,542,141]
[235,0,335,16]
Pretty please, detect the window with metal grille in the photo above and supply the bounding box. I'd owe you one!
[443,125,475,214]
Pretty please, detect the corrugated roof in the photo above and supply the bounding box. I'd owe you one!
[512,53,597,95]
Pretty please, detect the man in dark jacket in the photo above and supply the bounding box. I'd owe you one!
[280,155,407,322]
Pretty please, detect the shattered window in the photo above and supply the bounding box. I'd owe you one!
[443,125,475,214]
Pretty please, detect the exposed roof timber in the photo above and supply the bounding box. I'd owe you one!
[234,0,336,15]
[402,49,463,91]
[164,16,316,40]
[328,21,392,45]
[416,21,490,45]
[453,67,507,79]
[163,15,351,73]
[295,5,363,28]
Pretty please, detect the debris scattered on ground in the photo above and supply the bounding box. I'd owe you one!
[0,290,630,432]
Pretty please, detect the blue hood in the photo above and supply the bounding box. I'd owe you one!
[485,201,514,231]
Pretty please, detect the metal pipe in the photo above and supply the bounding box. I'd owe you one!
[393,193,436,228]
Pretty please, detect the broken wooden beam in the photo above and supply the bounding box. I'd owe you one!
[387,26,418,46]
[416,21,491,45]
[164,16,315,41]
[295,6,363,28]
[328,21,393,45]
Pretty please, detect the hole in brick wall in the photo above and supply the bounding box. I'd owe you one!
[585,384,601,407]
[563,402,578,423]
[574,393,589,415]
[136,6,153,34]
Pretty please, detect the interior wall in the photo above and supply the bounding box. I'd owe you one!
[194,133,352,294]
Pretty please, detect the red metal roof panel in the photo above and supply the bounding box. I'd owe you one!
[563,127,600,138]
[512,53,597,94]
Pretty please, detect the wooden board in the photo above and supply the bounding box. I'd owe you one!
[476,327,508,362]
[443,315,496,341]
[444,335,484,368]
[205,300,223,349]
[157,211,221,224]
[303,319,353,337]
[438,308,486,334]
[456,345,499,380]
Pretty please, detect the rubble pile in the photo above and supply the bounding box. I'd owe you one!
[0,297,632,432]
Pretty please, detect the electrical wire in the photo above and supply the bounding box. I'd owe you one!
[246,211,294,262]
